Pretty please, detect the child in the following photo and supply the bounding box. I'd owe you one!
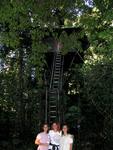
[35,123,50,150]
[49,122,61,150]
[59,124,73,150]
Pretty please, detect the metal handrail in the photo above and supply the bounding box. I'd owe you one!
[50,52,56,89]
[57,88,60,122]
[45,87,48,123]
[60,54,64,90]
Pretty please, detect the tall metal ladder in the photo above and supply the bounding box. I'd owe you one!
[48,52,64,124]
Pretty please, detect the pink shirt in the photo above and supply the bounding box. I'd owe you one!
[36,132,50,150]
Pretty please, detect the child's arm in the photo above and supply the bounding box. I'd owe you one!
[35,138,48,146]
[69,143,73,150]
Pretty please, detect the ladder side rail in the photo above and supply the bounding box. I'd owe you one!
[56,89,60,122]
[60,55,64,90]
[45,87,48,123]
[50,53,56,89]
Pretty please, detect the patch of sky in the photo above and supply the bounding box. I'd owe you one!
[84,0,94,8]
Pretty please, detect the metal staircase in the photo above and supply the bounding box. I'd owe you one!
[48,52,64,124]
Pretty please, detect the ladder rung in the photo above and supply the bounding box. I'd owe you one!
[49,96,57,99]
[54,78,59,81]
[49,97,56,99]
[55,67,60,69]
[49,99,56,101]
[50,116,56,118]
[53,80,59,83]
[55,66,61,68]
[56,62,60,64]
[49,96,56,98]
[49,103,57,105]
[54,78,59,80]
[53,79,59,81]
[57,53,61,55]
[55,65,60,67]
[56,57,61,59]
[49,92,57,95]
[55,67,61,69]
[50,105,56,108]
[53,82,58,84]
[50,111,56,114]
[49,102,57,104]
[56,54,61,56]
[56,59,61,61]
[54,73,60,75]
[54,71,60,73]
[49,96,57,98]
[53,81,59,83]
[53,82,59,84]
[49,91,57,93]
[56,63,61,65]
[54,74,60,76]
[55,66,60,68]
[54,74,59,77]
[50,97,56,101]
[49,109,57,112]
[53,84,58,86]
[55,68,60,70]
[50,103,56,108]
[55,61,61,63]
[49,98,57,100]
[53,80,59,82]
[53,86,58,88]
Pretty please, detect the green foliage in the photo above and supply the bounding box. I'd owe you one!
[59,31,83,54]
[65,106,81,127]
[81,58,113,149]
[0,0,113,149]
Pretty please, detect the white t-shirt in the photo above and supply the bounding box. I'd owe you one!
[49,130,61,146]
[59,134,73,150]
[36,132,50,150]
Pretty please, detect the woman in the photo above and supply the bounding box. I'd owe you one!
[49,122,61,150]
[35,123,50,150]
[59,124,73,150]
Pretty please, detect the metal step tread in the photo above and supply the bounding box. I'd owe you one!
[49,106,57,108]
[54,78,59,80]
[50,116,56,118]
[54,74,60,77]
[49,110,57,112]
[49,95,57,97]
[54,78,59,81]
[49,91,57,93]
[55,69,61,71]
[53,81,59,83]
[49,102,57,105]
[56,60,61,62]
[54,72,60,74]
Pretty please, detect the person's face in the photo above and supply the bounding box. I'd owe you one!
[62,125,68,133]
[52,123,58,131]
[43,124,48,132]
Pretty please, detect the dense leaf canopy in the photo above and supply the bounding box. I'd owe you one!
[0,0,113,150]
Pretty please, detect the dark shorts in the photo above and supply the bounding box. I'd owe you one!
[49,144,59,150]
